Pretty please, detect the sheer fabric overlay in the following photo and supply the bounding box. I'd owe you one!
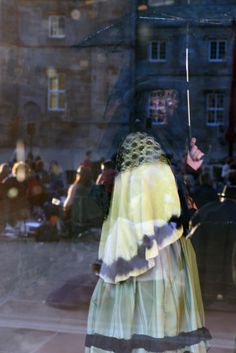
[86,238,210,353]
[98,161,183,284]
[85,132,211,353]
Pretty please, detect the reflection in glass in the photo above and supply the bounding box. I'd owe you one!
[148,89,178,125]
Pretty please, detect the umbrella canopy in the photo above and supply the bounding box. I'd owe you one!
[190,200,236,305]
[191,199,236,228]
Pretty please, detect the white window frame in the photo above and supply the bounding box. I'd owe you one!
[206,92,225,126]
[148,0,174,5]
[208,40,227,62]
[148,41,166,62]
[48,16,66,39]
[48,73,66,112]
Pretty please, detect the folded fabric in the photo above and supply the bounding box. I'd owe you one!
[98,161,183,283]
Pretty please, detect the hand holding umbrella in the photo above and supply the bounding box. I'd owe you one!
[186,137,205,171]
[185,26,204,171]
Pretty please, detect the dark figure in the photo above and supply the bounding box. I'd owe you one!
[96,160,116,193]
[191,172,219,209]
[0,163,10,183]
[191,199,236,303]
[64,165,104,237]
[1,162,31,226]
[26,152,36,172]
[34,159,50,185]
[48,160,65,197]
[228,158,236,185]
[82,150,93,168]
[96,160,116,217]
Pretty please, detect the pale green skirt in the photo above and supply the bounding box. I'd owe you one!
[85,237,211,353]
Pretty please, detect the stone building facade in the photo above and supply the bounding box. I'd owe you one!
[135,0,236,161]
[0,0,236,169]
[0,0,134,168]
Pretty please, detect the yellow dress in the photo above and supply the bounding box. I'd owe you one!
[85,133,211,353]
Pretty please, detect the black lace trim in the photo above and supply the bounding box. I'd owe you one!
[98,216,182,282]
[85,327,211,353]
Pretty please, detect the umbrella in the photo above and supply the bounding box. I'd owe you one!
[191,199,236,227]
[189,200,236,306]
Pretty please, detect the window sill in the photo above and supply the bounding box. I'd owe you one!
[206,123,224,127]
[148,59,166,63]
[48,109,66,112]
[48,35,66,39]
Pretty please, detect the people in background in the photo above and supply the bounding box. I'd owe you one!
[221,157,234,185]
[191,172,219,209]
[64,165,104,236]
[64,165,93,214]
[35,159,49,185]
[0,163,10,183]
[48,160,65,197]
[228,157,236,185]
[82,150,93,168]
[2,162,31,225]
[96,160,116,195]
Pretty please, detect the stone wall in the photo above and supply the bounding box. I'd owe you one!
[0,0,132,167]
[135,16,235,160]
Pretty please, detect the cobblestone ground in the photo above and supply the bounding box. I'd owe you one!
[0,232,235,353]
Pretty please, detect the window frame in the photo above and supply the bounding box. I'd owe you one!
[148,0,174,5]
[48,73,66,112]
[208,40,227,62]
[206,92,225,126]
[148,40,166,62]
[48,15,66,39]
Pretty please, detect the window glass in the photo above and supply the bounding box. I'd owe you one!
[48,73,66,111]
[206,92,225,125]
[209,40,226,61]
[149,41,166,61]
[49,16,66,38]
[1,1,236,352]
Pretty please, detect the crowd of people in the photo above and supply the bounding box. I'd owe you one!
[0,155,65,231]
[181,155,236,211]
[0,151,118,238]
[0,147,235,239]
[62,157,117,237]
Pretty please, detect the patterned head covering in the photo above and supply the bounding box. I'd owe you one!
[116,132,167,173]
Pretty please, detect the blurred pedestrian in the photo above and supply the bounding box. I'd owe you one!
[35,159,49,185]
[48,160,65,197]
[221,157,234,185]
[191,172,219,209]
[64,165,104,236]
[0,163,10,183]
[2,162,31,225]
[228,157,236,185]
[82,150,93,168]
[96,160,116,194]
[64,165,93,214]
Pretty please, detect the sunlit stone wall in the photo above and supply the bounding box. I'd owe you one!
[0,0,132,168]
